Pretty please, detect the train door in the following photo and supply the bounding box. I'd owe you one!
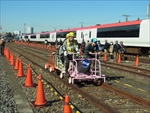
[76,29,97,43]
[36,34,40,41]
[76,30,83,43]
[90,28,97,39]
[83,29,90,42]
[76,30,89,43]
[50,32,56,43]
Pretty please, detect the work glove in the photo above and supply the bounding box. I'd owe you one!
[64,51,68,56]
[77,51,80,55]
[76,51,80,57]
[52,52,55,55]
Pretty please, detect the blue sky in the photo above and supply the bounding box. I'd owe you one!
[0,0,150,34]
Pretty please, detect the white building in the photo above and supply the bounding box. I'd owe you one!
[26,27,34,34]
[146,4,150,19]
[14,31,21,36]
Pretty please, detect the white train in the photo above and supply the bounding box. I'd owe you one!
[22,19,150,54]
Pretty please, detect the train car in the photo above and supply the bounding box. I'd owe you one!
[21,19,150,55]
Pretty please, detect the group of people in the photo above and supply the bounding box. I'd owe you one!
[103,40,126,61]
[80,39,126,61]
[46,32,126,77]
[0,37,5,56]
[58,32,102,77]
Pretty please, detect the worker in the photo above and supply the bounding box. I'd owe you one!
[62,32,79,77]
[57,33,70,64]
[84,38,100,73]
[85,38,100,58]
[0,37,5,56]
[56,33,69,50]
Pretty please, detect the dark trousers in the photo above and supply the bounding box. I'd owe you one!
[86,53,99,59]
[60,54,64,64]
[64,55,73,73]
[1,45,4,55]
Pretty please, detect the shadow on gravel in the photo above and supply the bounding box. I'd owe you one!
[106,76,124,81]
[30,99,61,108]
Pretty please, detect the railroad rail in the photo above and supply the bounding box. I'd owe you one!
[5,43,150,113]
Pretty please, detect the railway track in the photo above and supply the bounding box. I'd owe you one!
[15,42,150,64]
[5,43,150,113]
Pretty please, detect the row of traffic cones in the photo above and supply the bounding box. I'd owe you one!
[4,48,72,112]
[103,53,139,66]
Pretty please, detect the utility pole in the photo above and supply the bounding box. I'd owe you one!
[53,27,56,31]
[24,23,26,34]
[146,4,150,19]
[79,22,84,28]
[79,22,84,42]
[122,15,131,21]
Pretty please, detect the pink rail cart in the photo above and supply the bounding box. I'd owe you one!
[61,53,106,85]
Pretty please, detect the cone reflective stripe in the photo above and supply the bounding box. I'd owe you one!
[23,64,35,87]
[135,55,139,66]
[118,53,121,63]
[64,95,72,113]
[17,59,24,77]
[34,74,47,106]
[14,56,19,70]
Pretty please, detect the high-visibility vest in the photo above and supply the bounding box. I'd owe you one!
[66,39,77,52]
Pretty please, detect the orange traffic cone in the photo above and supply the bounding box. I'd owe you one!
[17,59,24,77]
[104,53,108,61]
[45,63,50,69]
[30,74,47,107]
[9,52,12,62]
[64,95,72,113]
[14,56,19,70]
[6,50,10,60]
[135,55,139,66]
[23,64,35,87]
[4,47,6,56]
[10,53,15,66]
[118,53,121,63]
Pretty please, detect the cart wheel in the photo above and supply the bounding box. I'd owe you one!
[60,73,63,78]
[49,67,52,72]
[93,79,103,86]
[45,64,49,69]
[68,77,72,84]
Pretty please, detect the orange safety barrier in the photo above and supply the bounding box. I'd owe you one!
[7,50,10,60]
[45,45,56,72]
[23,64,35,87]
[30,74,47,107]
[64,95,72,113]
[10,53,15,66]
[117,53,121,63]
[135,55,139,66]
[104,53,108,61]
[17,59,25,77]
[14,56,19,70]
[9,52,12,62]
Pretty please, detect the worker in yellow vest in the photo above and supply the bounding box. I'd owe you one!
[62,32,79,77]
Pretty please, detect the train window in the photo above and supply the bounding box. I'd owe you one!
[97,25,140,38]
[31,35,36,39]
[40,34,49,38]
[25,36,28,39]
[56,31,76,38]
[81,32,83,38]
[89,31,91,38]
